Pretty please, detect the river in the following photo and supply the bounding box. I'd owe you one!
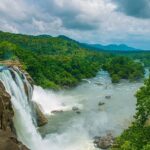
[31,71,143,150]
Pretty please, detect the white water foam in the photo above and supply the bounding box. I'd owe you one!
[0,68,142,150]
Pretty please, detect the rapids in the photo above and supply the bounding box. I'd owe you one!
[0,68,143,150]
[33,71,143,150]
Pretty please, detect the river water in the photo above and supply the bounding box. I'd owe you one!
[32,71,143,150]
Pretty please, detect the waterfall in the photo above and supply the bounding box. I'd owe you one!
[0,66,96,150]
[0,66,45,150]
[0,67,141,150]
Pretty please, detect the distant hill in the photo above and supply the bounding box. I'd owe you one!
[0,31,148,90]
[57,35,141,51]
[80,43,141,51]
[0,31,142,53]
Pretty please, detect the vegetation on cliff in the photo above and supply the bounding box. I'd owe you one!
[111,77,150,150]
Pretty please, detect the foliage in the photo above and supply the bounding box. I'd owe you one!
[106,51,150,68]
[102,56,144,83]
[0,32,107,89]
[0,31,145,89]
[111,77,150,150]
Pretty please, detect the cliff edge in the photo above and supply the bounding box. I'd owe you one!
[0,80,29,150]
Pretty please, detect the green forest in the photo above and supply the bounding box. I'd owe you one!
[111,77,150,150]
[0,31,146,90]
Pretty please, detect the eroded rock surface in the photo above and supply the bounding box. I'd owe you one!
[0,130,28,150]
[32,101,48,127]
[0,81,14,132]
[94,133,114,149]
[0,80,29,150]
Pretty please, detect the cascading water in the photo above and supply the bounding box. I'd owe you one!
[0,66,95,150]
[0,66,45,150]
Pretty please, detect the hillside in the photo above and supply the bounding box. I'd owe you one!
[0,31,145,89]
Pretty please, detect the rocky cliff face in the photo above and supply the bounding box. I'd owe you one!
[0,81,14,132]
[0,61,48,150]
[0,80,29,150]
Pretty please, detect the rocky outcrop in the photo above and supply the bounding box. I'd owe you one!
[98,102,105,106]
[94,133,114,149]
[0,81,29,150]
[0,60,34,85]
[0,61,48,149]
[32,102,48,127]
[0,130,28,150]
[0,81,14,132]
[72,106,81,114]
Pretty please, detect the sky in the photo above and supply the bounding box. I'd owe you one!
[0,0,150,50]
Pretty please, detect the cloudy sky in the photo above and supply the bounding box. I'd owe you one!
[0,0,150,49]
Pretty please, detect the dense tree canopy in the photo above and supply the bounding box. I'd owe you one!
[111,77,150,150]
[103,56,144,83]
[0,31,146,89]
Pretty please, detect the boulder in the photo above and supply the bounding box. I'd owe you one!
[32,102,48,127]
[72,106,80,111]
[98,102,105,106]
[94,133,114,149]
[105,96,111,99]
[72,107,81,114]
[76,111,81,114]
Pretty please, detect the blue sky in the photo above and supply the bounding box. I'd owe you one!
[0,0,150,50]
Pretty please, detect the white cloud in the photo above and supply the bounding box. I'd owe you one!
[0,0,149,49]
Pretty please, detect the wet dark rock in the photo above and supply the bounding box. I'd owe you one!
[95,82,103,86]
[76,111,81,114]
[105,96,111,99]
[51,110,64,114]
[9,69,16,81]
[32,102,48,127]
[23,82,29,100]
[98,102,105,106]
[72,106,80,111]
[94,133,114,149]
[72,106,81,114]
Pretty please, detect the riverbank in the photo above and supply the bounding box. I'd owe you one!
[32,71,143,150]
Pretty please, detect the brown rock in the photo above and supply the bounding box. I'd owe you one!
[0,130,29,150]
[94,133,114,149]
[32,102,48,127]
[0,79,29,150]
[0,81,14,132]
